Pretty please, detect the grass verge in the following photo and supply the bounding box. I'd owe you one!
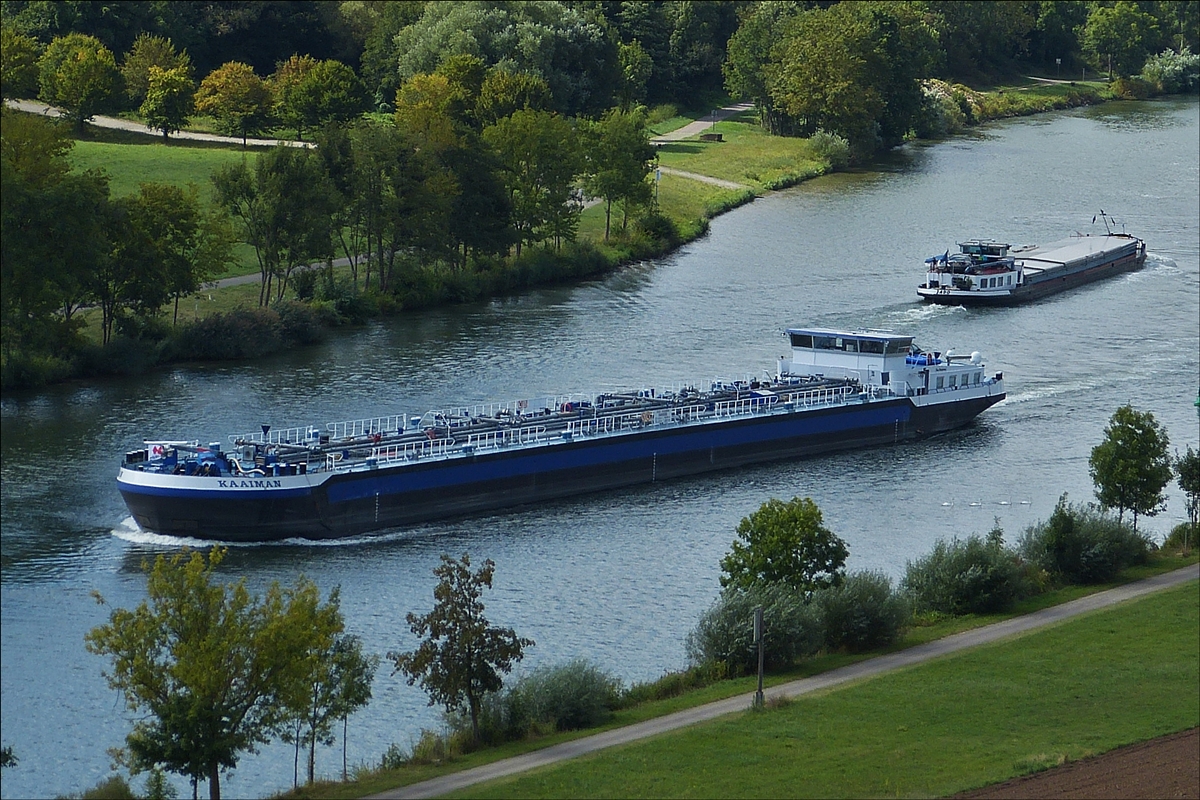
[452,578,1199,799]
[275,552,1197,799]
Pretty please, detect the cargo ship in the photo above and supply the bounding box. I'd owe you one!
[117,328,1006,541]
[917,217,1145,306]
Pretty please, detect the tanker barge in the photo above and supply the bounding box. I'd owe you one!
[917,219,1144,306]
[117,327,1006,541]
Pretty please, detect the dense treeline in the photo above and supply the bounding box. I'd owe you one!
[3,1,1199,389]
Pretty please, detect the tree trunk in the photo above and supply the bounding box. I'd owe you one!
[209,761,221,800]
[604,199,612,241]
[342,716,348,781]
[307,727,316,784]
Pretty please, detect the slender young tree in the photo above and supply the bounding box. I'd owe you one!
[390,554,533,743]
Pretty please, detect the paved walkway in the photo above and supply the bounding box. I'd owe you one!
[650,102,755,144]
[370,564,1199,799]
[4,98,310,147]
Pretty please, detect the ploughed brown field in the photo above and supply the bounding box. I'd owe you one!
[955,727,1199,799]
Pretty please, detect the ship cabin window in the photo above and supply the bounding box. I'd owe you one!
[936,376,944,389]
[974,372,981,385]
[884,338,913,355]
[858,340,885,354]
[790,333,813,349]
[949,375,957,387]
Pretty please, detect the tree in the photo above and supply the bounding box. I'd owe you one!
[616,39,652,111]
[194,61,273,146]
[390,554,533,743]
[140,65,195,141]
[475,67,553,128]
[483,109,581,255]
[36,32,120,131]
[121,33,192,108]
[720,496,849,594]
[212,147,335,305]
[279,626,377,787]
[1082,1,1162,79]
[0,745,15,768]
[1088,404,1172,530]
[85,547,345,800]
[1,24,41,100]
[1175,445,1200,547]
[582,106,656,240]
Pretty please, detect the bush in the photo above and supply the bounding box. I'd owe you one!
[902,527,1028,615]
[618,662,728,709]
[1111,77,1154,100]
[75,336,160,377]
[165,307,284,360]
[0,350,76,389]
[807,128,851,169]
[815,570,910,652]
[1018,496,1152,585]
[686,582,824,674]
[1163,522,1197,553]
[273,299,327,345]
[1140,48,1200,94]
[290,267,318,301]
[507,659,622,732]
[68,774,137,799]
[645,103,678,126]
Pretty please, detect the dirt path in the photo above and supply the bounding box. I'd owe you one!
[955,727,1199,799]
[370,565,1198,799]
[3,98,310,147]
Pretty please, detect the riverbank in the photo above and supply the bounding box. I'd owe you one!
[272,557,1198,799]
[0,78,1117,391]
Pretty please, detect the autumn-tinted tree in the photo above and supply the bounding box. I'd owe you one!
[391,554,533,743]
[1089,404,1173,530]
[194,61,273,146]
[36,32,121,130]
[140,65,194,140]
[720,496,849,594]
[120,32,192,109]
[86,547,345,800]
[475,67,553,128]
[582,106,656,240]
[1,24,41,99]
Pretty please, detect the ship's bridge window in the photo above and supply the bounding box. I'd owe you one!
[885,339,913,355]
[790,333,813,349]
[859,340,885,354]
[812,335,855,351]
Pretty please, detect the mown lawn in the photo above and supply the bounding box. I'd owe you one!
[454,580,1199,799]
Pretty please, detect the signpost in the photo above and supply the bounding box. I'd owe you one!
[753,605,764,708]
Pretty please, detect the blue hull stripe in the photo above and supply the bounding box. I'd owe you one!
[325,402,909,504]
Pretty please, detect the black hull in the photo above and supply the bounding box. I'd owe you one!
[120,394,1002,541]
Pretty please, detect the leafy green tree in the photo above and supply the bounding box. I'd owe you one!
[194,61,273,146]
[1,24,41,100]
[212,146,335,305]
[140,64,195,140]
[393,1,619,116]
[1,110,107,356]
[475,67,553,128]
[925,0,1035,79]
[440,136,515,268]
[390,553,534,743]
[616,39,652,111]
[1028,0,1088,71]
[356,0,427,108]
[1082,1,1162,79]
[272,55,366,141]
[723,1,803,135]
[1088,404,1173,530]
[92,191,171,344]
[582,106,656,240]
[120,32,192,108]
[36,32,121,131]
[1175,445,1200,540]
[86,547,345,800]
[484,108,581,255]
[720,496,849,594]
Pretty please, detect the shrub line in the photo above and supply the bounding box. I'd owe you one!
[367,564,1199,800]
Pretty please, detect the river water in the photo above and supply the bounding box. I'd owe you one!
[2,98,1197,799]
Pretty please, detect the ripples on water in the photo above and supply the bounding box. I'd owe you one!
[2,98,1198,800]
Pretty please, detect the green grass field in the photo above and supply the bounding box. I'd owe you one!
[454,580,1199,799]
[67,138,250,202]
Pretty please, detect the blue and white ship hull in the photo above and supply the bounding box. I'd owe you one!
[118,328,1005,541]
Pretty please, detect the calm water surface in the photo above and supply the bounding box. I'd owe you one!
[3,98,1198,799]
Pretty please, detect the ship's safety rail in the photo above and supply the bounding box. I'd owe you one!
[714,395,777,417]
[431,395,587,425]
[232,425,320,446]
[778,385,857,407]
[367,436,456,464]
[326,414,408,440]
